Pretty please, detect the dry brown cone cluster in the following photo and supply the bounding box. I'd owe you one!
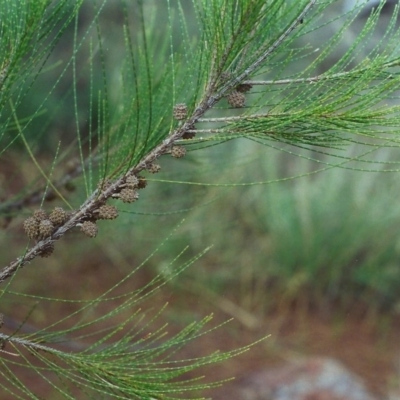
[21,99,191,259]
[172,103,197,140]
[23,207,68,257]
[23,208,56,241]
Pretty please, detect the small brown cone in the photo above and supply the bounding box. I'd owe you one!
[236,83,252,93]
[33,209,47,222]
[39,220,54,239]
[227,90,245,108]
[173,103,188,121]
[97,205,119,220]
[40,242,55,258]
[49,207,68,225]
[23,217,39,240]
[120,188,139,203]
[126,175,139,188]
[147,163,161,174]
[81,221,98,238]
[137,176,147,189]
[171,145,186,158]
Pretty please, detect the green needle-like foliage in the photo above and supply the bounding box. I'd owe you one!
[1,0,400,398]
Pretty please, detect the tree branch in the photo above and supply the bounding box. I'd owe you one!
[0,0,317,284]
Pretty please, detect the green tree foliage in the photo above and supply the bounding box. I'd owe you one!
[1,0,400,398]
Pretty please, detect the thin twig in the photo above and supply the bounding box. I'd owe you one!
[1,332,64,355]
[244,67,395,86]
[0,158,85,219]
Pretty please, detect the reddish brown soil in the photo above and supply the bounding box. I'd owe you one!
[1,255,398,399]
[165,287,399,399]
